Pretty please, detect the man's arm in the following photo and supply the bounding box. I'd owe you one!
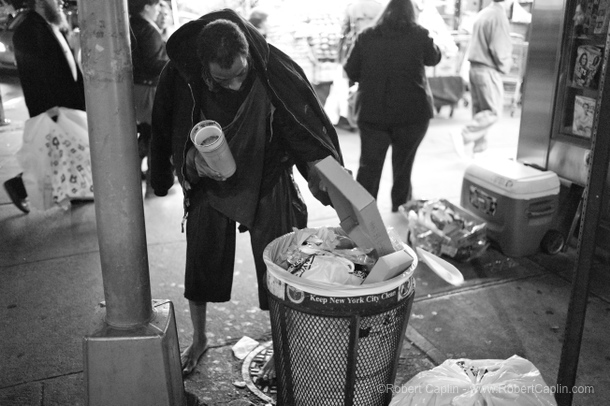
[150,63,179,195]
[489,13,513,75]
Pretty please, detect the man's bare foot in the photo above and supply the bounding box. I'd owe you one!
[181,340,209,376]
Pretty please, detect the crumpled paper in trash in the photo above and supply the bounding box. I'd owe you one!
[231,336,260,360]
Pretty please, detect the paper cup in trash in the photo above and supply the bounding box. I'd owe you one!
[190,120,236,178]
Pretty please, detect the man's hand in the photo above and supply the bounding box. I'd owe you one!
[185,146,229,182]
[307,159,332,206]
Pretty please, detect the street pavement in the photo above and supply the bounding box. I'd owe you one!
[1,74,609,406]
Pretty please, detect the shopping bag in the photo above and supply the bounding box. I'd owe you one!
[346,83,360,128]
[389,355,557,406]
[323,65,351,125]
[16,107,93,210]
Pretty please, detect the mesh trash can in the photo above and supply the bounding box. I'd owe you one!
[264,231,417,406]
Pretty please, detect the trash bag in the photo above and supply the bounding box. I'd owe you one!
[389,355,557,406]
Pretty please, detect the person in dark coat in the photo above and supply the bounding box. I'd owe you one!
[150,9,343,375]
[344,0,441,212]
[3,0,85,214]
[128,0,168,188]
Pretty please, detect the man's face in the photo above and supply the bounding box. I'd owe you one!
[39,0,63,26]
[143,2,161,23]
[208,54,249,91]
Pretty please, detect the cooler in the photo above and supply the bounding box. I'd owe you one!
[460,159,560,257]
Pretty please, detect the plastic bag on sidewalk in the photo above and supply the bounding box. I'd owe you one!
[16,107,93,211]
[389,355,557,406]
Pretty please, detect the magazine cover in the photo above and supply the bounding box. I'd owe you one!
[594,0,610,33]
[573,45,603,88]
[584,0,601,33]
[573,95,596,137]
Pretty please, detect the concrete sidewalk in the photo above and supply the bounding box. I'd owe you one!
[1,80,608,406]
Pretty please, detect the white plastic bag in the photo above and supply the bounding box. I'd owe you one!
[16,107,93,210]
[323,65,351,125]
[389,355,557,406]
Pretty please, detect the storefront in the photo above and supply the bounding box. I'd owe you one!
[518,0,610,250]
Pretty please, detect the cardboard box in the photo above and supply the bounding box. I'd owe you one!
[363,248,413,284]
[314,157,413,283]
[315,157,395,257]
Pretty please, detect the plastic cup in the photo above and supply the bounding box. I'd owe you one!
[190,120,236,178]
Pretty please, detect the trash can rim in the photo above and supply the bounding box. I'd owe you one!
[263,230,417,297]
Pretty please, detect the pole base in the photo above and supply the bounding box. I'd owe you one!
[83,300,185,406]
[0,119,10,126]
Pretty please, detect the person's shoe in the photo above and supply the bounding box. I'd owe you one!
[3,176,30,214]
[473,138,488,153]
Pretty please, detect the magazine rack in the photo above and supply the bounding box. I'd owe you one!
[551,0,610,146]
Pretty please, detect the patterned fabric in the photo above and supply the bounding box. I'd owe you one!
[48,116,93,204]
[17,107,93,210]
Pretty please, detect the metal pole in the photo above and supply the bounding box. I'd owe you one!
[79,0,152,328]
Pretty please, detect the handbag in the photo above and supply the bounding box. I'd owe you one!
[346,83,361,128]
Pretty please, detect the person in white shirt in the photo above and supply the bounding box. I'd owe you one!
[451,0,513,158]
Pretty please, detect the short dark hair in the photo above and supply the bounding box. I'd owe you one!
[248,10,268,29]
[128,0,160,16]
[196,19,249,70]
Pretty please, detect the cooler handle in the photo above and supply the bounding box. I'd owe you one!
[527,206,555,218]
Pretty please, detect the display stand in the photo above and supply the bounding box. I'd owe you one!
[552,1,610,405]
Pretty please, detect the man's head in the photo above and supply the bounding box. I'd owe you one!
[494,0,515,14]
[196,19,250,91]
[248,9,268,38]
[128,0,162,20]
[29,0,66,27]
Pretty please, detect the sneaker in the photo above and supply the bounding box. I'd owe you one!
[473,138,488,153]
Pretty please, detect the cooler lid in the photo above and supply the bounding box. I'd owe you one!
[314,157,395,257]
[464,158,560,199]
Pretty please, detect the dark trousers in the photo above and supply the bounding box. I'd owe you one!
[356,120,429,208]
[184,169,307,310]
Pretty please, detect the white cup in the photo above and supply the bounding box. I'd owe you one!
[190,120,236,178]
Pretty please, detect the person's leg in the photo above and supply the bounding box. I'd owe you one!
[356,121,391,199]
[462,66,503,147]
[137,123,152,180]
[389,120,429,210]
[182,186,236,375]
[180,301,208,375]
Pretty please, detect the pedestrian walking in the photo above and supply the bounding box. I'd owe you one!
[4,0,86,214]
[451,0,513,158]
[343,0,441,212]
[129,0,169,193]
